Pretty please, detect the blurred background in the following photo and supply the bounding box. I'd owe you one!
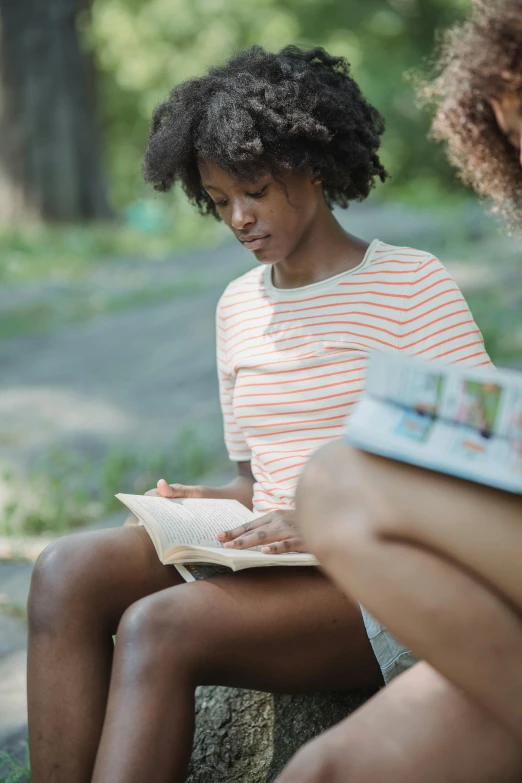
[1,0,521,547]
[1,0,522,769]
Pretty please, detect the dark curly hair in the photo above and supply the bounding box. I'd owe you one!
[143,45,388,218]
[419,0,522,231]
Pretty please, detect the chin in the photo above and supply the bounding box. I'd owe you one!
[252,247,285,265]
[255,256,280,266]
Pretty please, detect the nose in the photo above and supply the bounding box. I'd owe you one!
[230,199,255,231]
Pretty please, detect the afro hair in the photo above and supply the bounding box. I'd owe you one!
[143,45,389,218]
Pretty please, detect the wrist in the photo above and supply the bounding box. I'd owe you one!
[209,476,254,509]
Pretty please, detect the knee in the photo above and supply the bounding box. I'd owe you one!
[116,592,198,674]
[28,532,115,634]
[296,440,382,558]
[28,537,77,632]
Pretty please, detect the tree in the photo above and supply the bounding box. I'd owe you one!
[90,0,468,210]
[0,0,111,223]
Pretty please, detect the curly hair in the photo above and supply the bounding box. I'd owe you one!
[419,0,522,231]
[142,45,388,217]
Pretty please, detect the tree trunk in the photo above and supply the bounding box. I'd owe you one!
[0,0,111,223]
[187,686,374,782]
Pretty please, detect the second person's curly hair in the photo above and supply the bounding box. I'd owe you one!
[143,45,388,218]
[419,0,522,231]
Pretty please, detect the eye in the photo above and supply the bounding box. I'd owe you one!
[247,186,267,199]
[215,199,228,207]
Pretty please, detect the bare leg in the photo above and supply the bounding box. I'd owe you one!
[296,439,522,740]
[27,527,182,783]
[275,663,522,783]
[91,567,381,783]
[303,440,522,607]
[28,526,381,783]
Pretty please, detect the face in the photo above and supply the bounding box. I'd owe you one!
[491,91,522,163]
[198,160,324,265]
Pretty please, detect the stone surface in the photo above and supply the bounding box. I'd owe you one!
[186,686,374,782]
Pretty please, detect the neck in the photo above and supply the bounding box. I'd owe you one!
[271,207,369,289]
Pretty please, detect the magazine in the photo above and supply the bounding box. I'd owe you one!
[346,353,522,494]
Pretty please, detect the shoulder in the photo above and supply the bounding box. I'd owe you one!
[367,241,445,274]
[367,241,458,290]
[217,266,265,316]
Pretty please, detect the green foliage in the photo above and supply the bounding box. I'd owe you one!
[0,428,222,537]
[467,292,522,368]
[0,747,31,783]
[87,0,470,211]
[0,203,225,284]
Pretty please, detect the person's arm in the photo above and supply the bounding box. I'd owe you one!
[123,462,255,526]
[399,255,492,368]
[207,460,255,508]
[154,461,255,509]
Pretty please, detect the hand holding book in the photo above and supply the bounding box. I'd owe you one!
[217,509,306,554]
[116,492,317,572]
[123,479,214,526]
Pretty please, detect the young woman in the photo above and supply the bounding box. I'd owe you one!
[27,45,493,783]
[275,4,522,780]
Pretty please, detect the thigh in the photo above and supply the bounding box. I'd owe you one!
[277,663,522,783]
[318,440,522,609]
[31,525,183,632]
[142,567,383,693]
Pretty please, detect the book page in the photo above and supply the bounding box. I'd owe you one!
[116,494,255,549]
[347,397,522,494]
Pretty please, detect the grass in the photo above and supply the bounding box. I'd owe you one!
[0,427,225,537]
[0,598,27,623]
[0,199,225,286]
[0,749,30,783]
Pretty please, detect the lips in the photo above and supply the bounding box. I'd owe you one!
[240,235,270,251]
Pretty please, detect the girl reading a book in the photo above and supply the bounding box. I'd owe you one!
[27,45,495,783]
[278,3,522,781]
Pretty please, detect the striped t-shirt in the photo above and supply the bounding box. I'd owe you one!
[216,239,491,513]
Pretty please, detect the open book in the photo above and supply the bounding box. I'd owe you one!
[346,353,522,494]
[116,493,317,572]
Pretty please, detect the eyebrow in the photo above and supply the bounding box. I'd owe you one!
[203,184,219,191]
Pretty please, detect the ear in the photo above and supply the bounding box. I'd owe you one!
[490,97,509,135]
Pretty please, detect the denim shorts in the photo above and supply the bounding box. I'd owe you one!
[360,605,417,684]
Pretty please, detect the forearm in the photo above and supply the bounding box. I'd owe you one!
[201,475,255,510]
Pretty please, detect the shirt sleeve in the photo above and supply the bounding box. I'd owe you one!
[216,297,252,462]
[398,256,493,368]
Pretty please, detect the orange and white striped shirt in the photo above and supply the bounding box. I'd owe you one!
[216,239,491,513]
